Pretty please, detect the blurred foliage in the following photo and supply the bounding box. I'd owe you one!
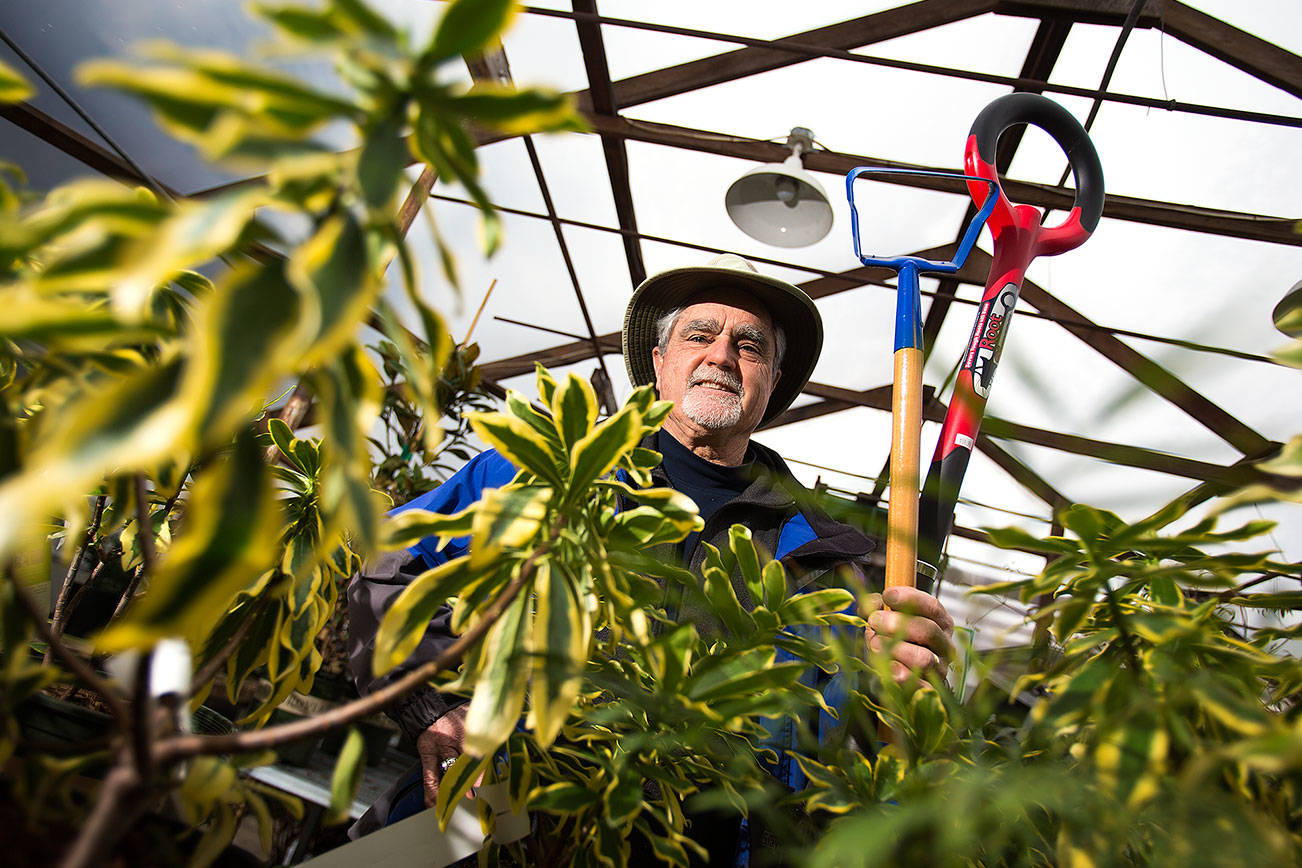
[1,0,1300,866]
[0,0,584,863]
[801,494,1302,868]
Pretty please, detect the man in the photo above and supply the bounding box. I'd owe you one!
[347,254,955,853]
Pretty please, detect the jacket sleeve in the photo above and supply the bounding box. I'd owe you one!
[346,449,517,741]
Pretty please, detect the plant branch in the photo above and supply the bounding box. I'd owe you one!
[8,568,130,723]
[61,560,106,634]
[47,493,108,659]
[110,566,143,622]
[157,516,565,763]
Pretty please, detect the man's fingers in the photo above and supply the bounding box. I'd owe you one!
[882,586,955,635]
[421,759,442,808]
[416,706,470,808]
[867,631,946,678]
[866,610,953,661]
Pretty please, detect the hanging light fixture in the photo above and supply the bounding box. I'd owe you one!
[725,127,833,248]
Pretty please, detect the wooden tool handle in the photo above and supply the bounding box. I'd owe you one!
[885,347,923,590]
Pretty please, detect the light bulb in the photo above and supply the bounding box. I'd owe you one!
[775,176,799,207]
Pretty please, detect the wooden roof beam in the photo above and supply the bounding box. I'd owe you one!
[770,380,1254,487]
[572,0,646,288]
[583,113,1301,247]
[565,0,998,111]
[997,0,1302,98]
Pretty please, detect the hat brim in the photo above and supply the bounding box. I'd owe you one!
[622,264,823,428]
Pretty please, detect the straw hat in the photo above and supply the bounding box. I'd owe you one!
[622,253,823,428]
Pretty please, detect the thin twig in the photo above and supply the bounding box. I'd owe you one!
[46,494,108,659]
[7,569,130,723]
[109,566,143,623]
[157,516,564,763]
[61,560,106,635]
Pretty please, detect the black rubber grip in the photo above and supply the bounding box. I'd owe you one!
[971,93,1105,232]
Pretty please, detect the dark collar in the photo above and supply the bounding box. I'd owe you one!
[642,433,875,564]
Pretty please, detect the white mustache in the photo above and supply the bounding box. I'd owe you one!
[688,369,743,395]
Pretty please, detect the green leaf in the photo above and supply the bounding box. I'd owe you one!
[255,5,347,42]
[1231,591,1302,609]
[449,84,584,135]
[983,524,1079,555]
[729,525,764,606]
[331,0,401,39]
[324,728,366,825]
[184,260,303,443]
[608,506,696,548]
[373,554,496,675]
[98,427,280,651]
[535,363,557,407]
[107,189,266,319]
[504,391,565,454]
[529,782,599,815]
[1052,595,1094,643]
[0,58,34,103]
[552,373,597,451]
[0,356,186,557]
[689,656,803,705]
[761,558,786,610]
[463,591,531,758]
[505,733,533,814]
[422,0,517,68]
[700,561,753,636]
[1260,435,1302,477]
[777,588,854,624]
[645,622,696,690]
[469,484,550,568]
[529,561,588,748]
[357,116,408,210]
[469,411,563,486]
[286,212,378,364]
[434,751,493,831]
[569,405,642,496]
[383,506,477,550]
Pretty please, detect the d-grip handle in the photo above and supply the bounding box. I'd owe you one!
[968,93,1105,251]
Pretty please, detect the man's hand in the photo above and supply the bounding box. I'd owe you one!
[416,705,470,807]
[864,586,955,683]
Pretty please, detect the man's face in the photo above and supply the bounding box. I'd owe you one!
[651,288,780,441]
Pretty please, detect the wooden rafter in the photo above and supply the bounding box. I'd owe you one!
[572,0,646,288]
[998,0,1302,98]
[570,0,997,111]
[581,113,1302,247]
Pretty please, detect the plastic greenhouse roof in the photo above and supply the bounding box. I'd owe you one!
[2,0,1299,649]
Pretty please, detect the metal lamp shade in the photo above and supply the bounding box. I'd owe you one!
[725,154,833,248]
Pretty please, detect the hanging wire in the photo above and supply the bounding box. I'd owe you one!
[1052,0,1149,189]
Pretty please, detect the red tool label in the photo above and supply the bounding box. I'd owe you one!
[963,283,1019,399]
